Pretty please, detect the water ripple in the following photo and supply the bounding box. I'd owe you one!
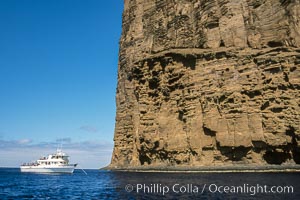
[0,168,299,199]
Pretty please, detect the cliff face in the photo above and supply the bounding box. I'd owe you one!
[110,0,300,168]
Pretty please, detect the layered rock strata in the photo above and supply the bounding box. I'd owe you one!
[110,0,300,168]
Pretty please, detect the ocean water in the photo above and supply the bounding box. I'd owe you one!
[0,168,299,199]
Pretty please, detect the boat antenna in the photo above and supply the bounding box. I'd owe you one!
[57,142,63,153]
[57,141,62,150]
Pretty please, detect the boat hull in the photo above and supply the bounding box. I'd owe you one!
[20,165,76,173]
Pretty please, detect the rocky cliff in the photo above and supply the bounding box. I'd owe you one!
[110,0,300,169]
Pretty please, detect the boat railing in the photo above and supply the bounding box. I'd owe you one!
[21,162,39,166]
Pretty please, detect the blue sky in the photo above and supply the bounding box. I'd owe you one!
[0,0,123,168]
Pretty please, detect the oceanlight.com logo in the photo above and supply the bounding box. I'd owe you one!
[125,183,294,196]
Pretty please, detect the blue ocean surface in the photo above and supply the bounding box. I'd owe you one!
[0,168,299,199]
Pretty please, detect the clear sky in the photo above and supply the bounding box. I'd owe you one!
[0,0,123,169]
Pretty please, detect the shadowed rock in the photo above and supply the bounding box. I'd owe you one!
[109,0,300,169]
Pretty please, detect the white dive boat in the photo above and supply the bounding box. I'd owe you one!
[20,149,77,173]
